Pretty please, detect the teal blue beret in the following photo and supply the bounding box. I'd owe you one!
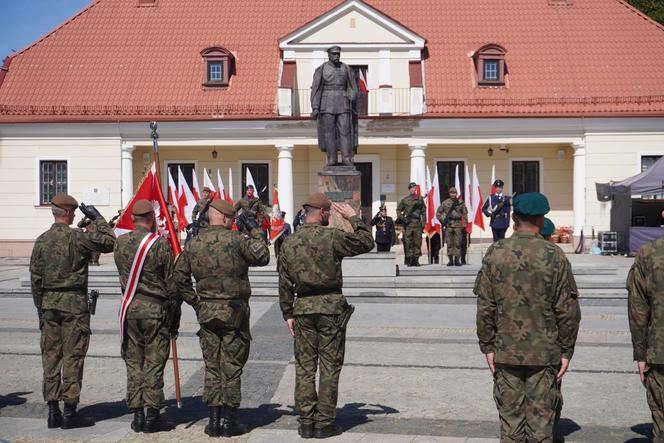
[540,218,555,237]
[513,192,550,216]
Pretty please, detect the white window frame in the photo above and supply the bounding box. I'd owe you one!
[237,160,273,205]
[35,157,71,208]
[509,157,544,195]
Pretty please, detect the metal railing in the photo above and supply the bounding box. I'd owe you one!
[293,88,415,116]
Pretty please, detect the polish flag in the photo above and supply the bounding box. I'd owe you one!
[113,162,181,255]
[216,169,226,201]
[167,168,184,232]
[246,167,259,198]
[490,165,497,195]
[192,170,201,202]
[424,166,441,237]
[177,166,196,227]
[227,168,234,204]
[464,164,473,234]
[203,169,217,200]
[270,188,286,242]
[358,69,369,94]
[454,164,461,197]
[471,164,485,230]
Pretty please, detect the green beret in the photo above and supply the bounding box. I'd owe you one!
[513,192,550,216]
[540,218,555,237]
[209,200,235,217]
[52,193,78,209]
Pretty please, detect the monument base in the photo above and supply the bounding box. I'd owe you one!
[318,168,361,232]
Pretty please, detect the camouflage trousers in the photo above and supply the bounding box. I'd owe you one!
[294,314,346,427]
[402,224,423,258]
[444,227,464,257]
[198,323,250,408]
[493,364,562,443]
[40,309,91,403]
[123,318,170,409]
[646,364,664,442]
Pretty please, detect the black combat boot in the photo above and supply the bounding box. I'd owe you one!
[61,401,94,429]
[130,408,145,433]
[314,423,343,439]
[447,256,454,266]
[460,255,466,265]
[454,256,462,266]
[143,407,161,433]
[404,257,411,266]
[298,422,314,439]
[221,406,246,437]
[413,257,420,267]
[204,406,221,437]
[47,401,62,429]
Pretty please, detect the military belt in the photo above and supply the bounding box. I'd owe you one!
[43,288,85,294]
[135,293,165,305]
[322,85,346,90]
[199,296,238,304]
[298,288,342,297]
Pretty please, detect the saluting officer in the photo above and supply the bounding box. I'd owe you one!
[371,204,396,252]
[278,193,374,439]
[475,192,581,442]
[113,200,178,433]
[482,179,511,242]
[396,182,426,266]
[175,199,269,437]
[30,194,115,429]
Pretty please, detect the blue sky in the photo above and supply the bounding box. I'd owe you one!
[0,0,92,59]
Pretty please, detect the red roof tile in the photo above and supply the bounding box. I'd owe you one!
[1,0,664,122]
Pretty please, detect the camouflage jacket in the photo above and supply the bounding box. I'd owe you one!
[30,218,116,314]
[436,198,468,229]
[234,196,265,220]
[474,232,581,365]
[396,194,425,227]
[192,198,211,228]
[174,225,269,325]
[278,216,374,319]
[628,236,664,363]
[113,226,176,320]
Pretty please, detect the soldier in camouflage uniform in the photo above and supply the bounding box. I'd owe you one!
[77,218,101,265]
[30,194,115,429]
[192,186,212,230]
[474,192,580,443]
[278,193,374,439]
[628,233,664,442]
[396,182,426,267]
[175,199,269,437]
[113,200,178,433]
[234,184,266,236]
[436,187,468,267]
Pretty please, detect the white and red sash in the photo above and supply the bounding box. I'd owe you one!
[119,233,159,343]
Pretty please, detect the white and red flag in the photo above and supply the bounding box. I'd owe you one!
[113,162,181,255]
[471,164,485,230]
[228,168,234,204]
[166,168,184,232]
[216,169,226,201]
[192,170,201,202]
[203,168,217,200]
[177,166,196,227]
[358,68,369,94]
[245,167,259,198]
[464,164,473,234]
[270,188,286,242]
[490,164,497,195]
[424,166,441,237]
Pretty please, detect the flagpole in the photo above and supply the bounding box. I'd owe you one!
[150,121,183,410]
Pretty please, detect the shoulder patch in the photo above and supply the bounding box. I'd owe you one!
[250,241,264,254]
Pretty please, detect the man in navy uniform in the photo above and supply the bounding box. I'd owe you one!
[482,179,511,242]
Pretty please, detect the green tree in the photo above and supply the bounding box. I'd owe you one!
[627,0,664,25]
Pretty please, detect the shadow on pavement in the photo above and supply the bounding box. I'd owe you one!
[336,402,400,432]
[557,418,581,439]
[624,423,652,442]
[0,392,30,410]
[78,399,129,421]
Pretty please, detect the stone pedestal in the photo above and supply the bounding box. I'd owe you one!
[318,167,361,232]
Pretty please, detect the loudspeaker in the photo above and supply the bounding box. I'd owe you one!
[595,183,612,201]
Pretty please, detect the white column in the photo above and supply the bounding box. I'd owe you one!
[121,143,135,207]
[572,142,586,236]
[276,144,295,226]
[409,143,427,191]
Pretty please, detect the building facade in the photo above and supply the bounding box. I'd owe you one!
[1,0,663,255]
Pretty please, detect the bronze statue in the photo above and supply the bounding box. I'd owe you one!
[311,46,359,167]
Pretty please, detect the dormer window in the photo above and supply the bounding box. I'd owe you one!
[201,46,234,87]
[474,44,507,86]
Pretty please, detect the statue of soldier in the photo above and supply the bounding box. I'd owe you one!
[30,194,116,429]
[175,200,270,437]
[113,200,179,433]
[396,182,426,267]
[475,192,581,442]
[437,187,468,267]
[311,46,359,167]
[278,193,374,439]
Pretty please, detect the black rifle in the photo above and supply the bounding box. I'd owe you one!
[489,196,511,224]
[188,199,213,238]
[88,290,99,316]
[440,200,462,229]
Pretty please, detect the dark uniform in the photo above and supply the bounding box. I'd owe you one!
[278,193,374,438]
[370,206,396,252]
[628,235,664,442]
[113,200,177,433]
[30,194,115,428]
[437,187,468,266]
[396,183,426,266]
[175,199,269,437]
[474,193,580,442]
[482,181,511,242]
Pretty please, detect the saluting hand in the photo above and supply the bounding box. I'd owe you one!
[333,202,357,220]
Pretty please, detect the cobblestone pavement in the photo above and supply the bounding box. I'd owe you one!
[0,250,652,442]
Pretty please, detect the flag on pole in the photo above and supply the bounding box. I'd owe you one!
[192,170,201,202]
[216,169,226,201]
[177,166,196,227]
[424,166,441,237]
[167,168,184,232]
[454,164,461,195]
[358,68,369,94]
[245,167,259,198]
[464,164,473,234]
[203,168,217,199]
[228,168,234,203]
[490,165,497,195]
[270,188,286,242]
[471,164,485,230]
[114,162,181,254]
